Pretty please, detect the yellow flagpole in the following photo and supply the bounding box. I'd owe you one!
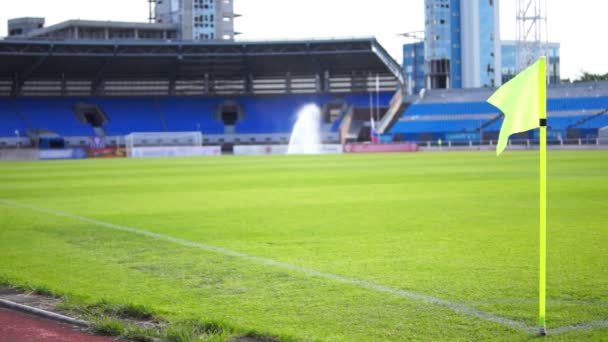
[538,57,547,336]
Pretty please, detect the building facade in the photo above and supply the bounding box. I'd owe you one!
[155,0,237,41]
[403,42,425,95]
[7,19,178,40]
[404,0,501,93]
[501,41,560,84]
[6,0,236,41]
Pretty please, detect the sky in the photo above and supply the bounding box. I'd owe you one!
[0,0,605,80]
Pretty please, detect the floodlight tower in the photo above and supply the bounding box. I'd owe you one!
[515,0,548,72]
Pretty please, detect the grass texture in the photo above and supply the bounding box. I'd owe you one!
[0,151,606,341]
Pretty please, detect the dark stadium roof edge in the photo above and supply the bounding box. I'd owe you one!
[0,37,404,88]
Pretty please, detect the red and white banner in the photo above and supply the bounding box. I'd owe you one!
[87,147,126,158]
[234,144,343,156]
[343,142,418,153]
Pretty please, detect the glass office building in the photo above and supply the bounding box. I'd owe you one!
[404,0,501,93]
[403,42,426,94]
[501,41,561,84]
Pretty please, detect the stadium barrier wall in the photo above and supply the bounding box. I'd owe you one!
[39,148,87,160]
[87,147,126,158]
[233,145,343,155]
[129,146,221,158]
[0,149,39,161]
[343,142,419,153]
[233,145,288,155]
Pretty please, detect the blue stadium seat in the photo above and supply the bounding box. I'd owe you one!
[0,103,27,137]
[90,98,164,135]
[14,98,90,136]
[548,97,608,111]
[1,93,392,137]
[391,95,608,137]
[236,94,340,134]
[158,97,224,134]
[405,102,499,116]
[577,114,608,129]
[392,120,482,133]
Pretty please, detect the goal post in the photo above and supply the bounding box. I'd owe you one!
[124,131,219,157]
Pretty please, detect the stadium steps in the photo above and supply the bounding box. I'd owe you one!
[377,88,408,134]
[3,99,34,133]
[478,114,504,132]
[154,98,168,132]
[0,103,29,137]
[15,109,33,132]
[337,104,355,143]
[329,102,352,132]
[568,109,608,129]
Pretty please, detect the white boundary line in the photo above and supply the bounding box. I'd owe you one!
[551,320,608,334]
[3,199,606,335]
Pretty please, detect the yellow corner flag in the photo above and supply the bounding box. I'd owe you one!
[487,56,548,336]
[487,57,546,155]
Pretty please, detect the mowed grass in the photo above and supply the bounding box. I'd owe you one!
[0,151,607,341]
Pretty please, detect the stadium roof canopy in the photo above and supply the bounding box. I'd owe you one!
[0,38,404,96]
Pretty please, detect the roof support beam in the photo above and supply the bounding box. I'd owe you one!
[12,55,49,95]
[92,59,111,96]
[11,72,20,97]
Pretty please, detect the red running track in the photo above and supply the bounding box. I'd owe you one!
[0,307,115,342]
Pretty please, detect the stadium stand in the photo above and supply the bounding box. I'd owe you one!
[0,94,394,139]
[0,101,27,137]
[390,82,608,142]
[1,37,607,148]
[0,38,404,147]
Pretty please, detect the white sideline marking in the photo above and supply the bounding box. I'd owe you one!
[4,198,597,335]
[551,320,608,334]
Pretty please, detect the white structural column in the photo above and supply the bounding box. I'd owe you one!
[460,0,481,88]
[493,0,502,87]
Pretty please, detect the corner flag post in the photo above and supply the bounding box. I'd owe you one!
[486,56,547,336]
[538,58,547,336]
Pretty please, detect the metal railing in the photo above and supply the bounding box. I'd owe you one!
[418,138,605,150]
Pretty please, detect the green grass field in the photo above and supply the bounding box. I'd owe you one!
[1,151,607,341]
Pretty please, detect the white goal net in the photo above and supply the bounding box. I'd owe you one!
[125,131,218,158]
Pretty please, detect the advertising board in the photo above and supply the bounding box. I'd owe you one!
[343,143,418,153]
[129,146,221,158]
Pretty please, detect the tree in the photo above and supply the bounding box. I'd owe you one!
[574,72,608,83]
